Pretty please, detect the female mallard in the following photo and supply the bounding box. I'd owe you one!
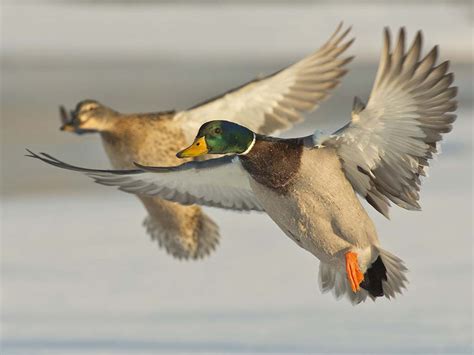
[29,28,456,303]
[58,24,353,260]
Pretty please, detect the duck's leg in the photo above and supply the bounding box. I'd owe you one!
[345,251,364,292]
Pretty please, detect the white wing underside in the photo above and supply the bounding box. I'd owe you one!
[27,151,263,212]
[175,23,354,142]
[322,28,457,218]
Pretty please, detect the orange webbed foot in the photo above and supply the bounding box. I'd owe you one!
[345,251,364,292]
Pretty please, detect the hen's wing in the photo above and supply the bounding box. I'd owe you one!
[175,23,354,141]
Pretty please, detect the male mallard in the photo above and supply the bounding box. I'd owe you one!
[29,28,456,303]
[58,24,353,260]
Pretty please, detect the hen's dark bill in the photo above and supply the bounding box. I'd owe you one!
[58,105,95,135]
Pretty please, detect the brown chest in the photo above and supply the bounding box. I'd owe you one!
[240,139,303,193]
[100,114,188,169]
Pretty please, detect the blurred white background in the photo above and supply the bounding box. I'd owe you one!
[1,1,473,354]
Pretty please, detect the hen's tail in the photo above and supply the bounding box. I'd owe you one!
[140,197,220,260]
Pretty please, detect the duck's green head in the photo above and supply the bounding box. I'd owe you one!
[177,120,255,158]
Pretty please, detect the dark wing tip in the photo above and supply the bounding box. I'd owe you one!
[343,55,356,65]
[339,25,352,41]
[450,99,458,112]
[27,149,142,175]
[25,149,45,160]
[414,30,423,46]
[438,60,450,72]
[327,24,353,49]
[25,149,63,168]
[344,37,356,50]
[431,45,440,60]
[383,27,391,52]
[59,105,70,125]
[450,86,459,98]
[352,96,366,114]
[399,27,406,37]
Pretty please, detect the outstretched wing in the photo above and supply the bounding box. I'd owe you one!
[322,28,457,218]
[27,150,263,212]
[175,23,354,141]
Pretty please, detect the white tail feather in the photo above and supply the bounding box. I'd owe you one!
[319,262,369,305]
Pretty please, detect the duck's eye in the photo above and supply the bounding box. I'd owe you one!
[214,128,221,134]
[80,105,96,112]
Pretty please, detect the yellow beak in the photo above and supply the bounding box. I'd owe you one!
[176,136,208,158]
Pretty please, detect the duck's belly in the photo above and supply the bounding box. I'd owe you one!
[249,148,378,266]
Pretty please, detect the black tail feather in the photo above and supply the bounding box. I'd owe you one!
[360,256,387,297]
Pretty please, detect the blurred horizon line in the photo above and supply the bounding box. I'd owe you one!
[3,52,474,67]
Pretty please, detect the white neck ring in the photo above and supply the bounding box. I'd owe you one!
[241,133,256,155]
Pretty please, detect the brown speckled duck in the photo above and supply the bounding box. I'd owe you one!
[57,24,353,260]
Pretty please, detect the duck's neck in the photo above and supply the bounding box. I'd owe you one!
[244,135,303,157]
[241,133,256,155]
[239,136,304,193]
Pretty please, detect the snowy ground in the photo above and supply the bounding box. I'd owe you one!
[1,1,473,354]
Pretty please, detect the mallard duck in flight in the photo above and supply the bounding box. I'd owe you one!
[57,23,353,260]
[29,28,456,303]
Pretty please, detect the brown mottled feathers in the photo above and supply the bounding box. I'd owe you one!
[100,111,220,260]
[176,23,354,141]
[101,111,184,167]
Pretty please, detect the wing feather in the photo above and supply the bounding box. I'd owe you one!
[322,28,457,218]
[175,23,354,141]
[27,150,263,212]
